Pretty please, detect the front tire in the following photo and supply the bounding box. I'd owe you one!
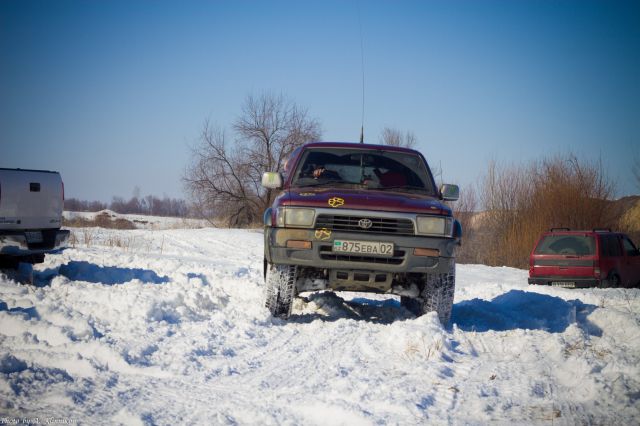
[401,263,456,325]
[264,263,298,319]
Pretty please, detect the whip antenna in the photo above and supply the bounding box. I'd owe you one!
[357,0,365,143]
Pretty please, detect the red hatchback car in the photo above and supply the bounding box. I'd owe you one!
[528,229,640,288]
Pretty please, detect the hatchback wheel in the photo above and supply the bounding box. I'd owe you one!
[608,273,621,288]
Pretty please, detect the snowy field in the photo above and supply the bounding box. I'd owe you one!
[1,225,639,425]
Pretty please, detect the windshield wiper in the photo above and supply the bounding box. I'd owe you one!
[295,179,352,188]
[376,185,427,192]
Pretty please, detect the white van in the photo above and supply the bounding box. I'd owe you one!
[0,168,70,266]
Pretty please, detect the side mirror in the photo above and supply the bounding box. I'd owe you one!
[440,184,459,201]
[261,172,283,189]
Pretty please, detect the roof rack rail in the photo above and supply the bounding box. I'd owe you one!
[550,227,570,232]
[592,228,612,232]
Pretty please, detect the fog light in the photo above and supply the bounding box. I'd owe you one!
[286,240,312,249]
[414,248,439,257]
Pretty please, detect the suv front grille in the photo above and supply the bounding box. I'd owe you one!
[315,214,414,236]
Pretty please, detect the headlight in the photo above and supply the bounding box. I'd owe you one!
[275,207,315,228]
[416,216,452,236]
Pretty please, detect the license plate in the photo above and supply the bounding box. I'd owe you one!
[25,231,43,243]
[332,240,394,257]
[551,281,575,288]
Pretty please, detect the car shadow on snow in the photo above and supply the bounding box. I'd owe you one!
[47,261,171,286]
[289,291,414,324]
[451,290,602,336]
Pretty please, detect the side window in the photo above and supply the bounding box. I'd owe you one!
[623,237,638,256]
[601,235,622,257]
[282,147,302,181]
[610,236,623,257]
[600,235,610,256]
[600,236,608,256]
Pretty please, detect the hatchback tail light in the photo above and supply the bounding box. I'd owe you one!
[594,267,601,278]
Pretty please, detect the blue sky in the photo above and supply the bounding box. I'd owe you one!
[1,0,639,202]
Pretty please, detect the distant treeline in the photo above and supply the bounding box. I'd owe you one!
[65,195,190,218]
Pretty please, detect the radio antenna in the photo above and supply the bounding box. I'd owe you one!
[357,0,365,143]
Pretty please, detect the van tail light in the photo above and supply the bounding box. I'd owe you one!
[62,181,65,201]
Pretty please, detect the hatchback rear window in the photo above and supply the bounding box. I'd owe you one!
[534,235,595,256]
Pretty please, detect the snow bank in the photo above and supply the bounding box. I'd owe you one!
[1,228,639,424]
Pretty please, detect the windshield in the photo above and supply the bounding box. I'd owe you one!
[534,235,595,256]
[291,147,436,195]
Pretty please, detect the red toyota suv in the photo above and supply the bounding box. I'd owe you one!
[528,228,640,288]
[261,142,461,323]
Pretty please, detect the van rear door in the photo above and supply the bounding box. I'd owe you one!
[0,169,64,230]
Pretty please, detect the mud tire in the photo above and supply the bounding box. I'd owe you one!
[264,263,297,319]
[401,263,456,325]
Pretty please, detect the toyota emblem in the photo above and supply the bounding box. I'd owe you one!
[358,218,373,229]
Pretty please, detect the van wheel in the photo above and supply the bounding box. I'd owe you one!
[264,263,297,319]
[609,273,621,288]
[401,263,456,325]
[600,272,620,288]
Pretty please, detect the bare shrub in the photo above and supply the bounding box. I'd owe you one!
[82,228,95,247]
[618,198,640,244]
[105,235,132,251]
[184,93,321,227]
[477,154,615,268]
[379,127,417,148]
[69,231,78,248]
[452,184,479,264]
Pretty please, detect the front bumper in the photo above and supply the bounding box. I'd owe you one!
[528,276,599,288]
[265,227,456,275]
[0,229,70,256]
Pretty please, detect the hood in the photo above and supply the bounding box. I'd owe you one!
[275,188,452,216]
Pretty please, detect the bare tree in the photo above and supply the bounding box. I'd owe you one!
[184,93,321,227]
[379,127,417,149]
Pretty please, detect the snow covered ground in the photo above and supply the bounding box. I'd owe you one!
[1,225,639,424]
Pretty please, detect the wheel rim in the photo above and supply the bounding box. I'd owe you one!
[611,274,620,287]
